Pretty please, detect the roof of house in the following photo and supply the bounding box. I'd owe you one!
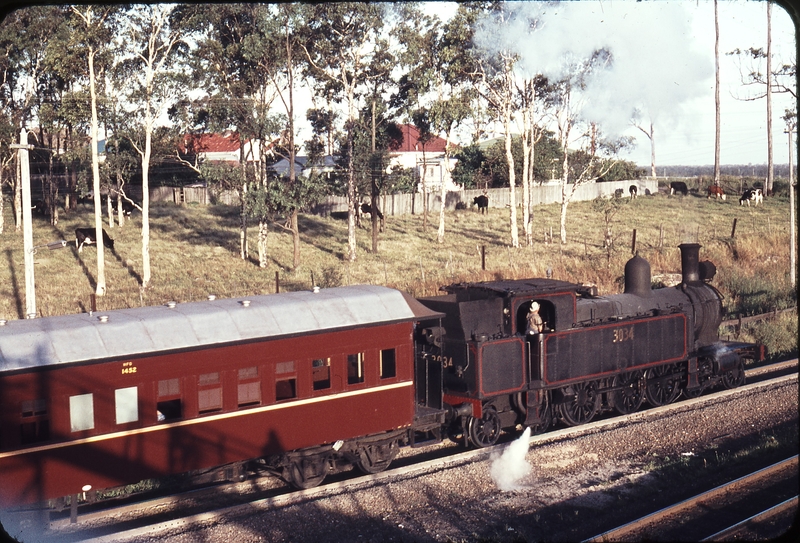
[390,124,450,153]
[178,132,241,154]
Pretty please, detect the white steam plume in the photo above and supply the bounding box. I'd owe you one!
[490,427,532,491]
[472,2,713,139]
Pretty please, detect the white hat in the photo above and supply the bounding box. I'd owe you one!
[529,302,539,312]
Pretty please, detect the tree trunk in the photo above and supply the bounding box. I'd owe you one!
[258,219,268,268]
[505,101,519,249]
[291,210,300,269]
[649,122,656,178]
[89,47,107,296]
[107,194,114,228]
[713,0,721,185]
[766,2,773,195]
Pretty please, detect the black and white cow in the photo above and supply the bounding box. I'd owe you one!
[473,194,489,214]
[669,181,689,196]
[739,188,763,206]
[629,185,638,199]
[75,227,114,253]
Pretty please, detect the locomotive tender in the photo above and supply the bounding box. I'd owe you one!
[0,244,762,508]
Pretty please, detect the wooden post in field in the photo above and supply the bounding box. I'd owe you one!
[275,271,280,293]
[631,229,637,255]
[731,218,738,238]
[481,245,486,270]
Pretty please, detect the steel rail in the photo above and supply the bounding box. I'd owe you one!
[582,455,799,542]
[700,495,798,541]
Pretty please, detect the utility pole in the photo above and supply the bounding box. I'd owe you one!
[11,129,36,318]
[787,126,796,286]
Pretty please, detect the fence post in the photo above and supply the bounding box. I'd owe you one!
[631,229,637,255]
[481,245,486,270]
[731,218,738,238]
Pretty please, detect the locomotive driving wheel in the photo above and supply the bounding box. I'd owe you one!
[721,359,746,389]
[644,364,680,406]
[558,381,601,426]
[286,453,328,489]
[612,371,645,415]
[467,406,502,447]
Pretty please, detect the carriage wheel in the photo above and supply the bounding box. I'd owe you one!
[356,440,399,474]
[612,371,645,415]
[722,359,746,389]
[558,381,601,426]
[287,454,328,489]
[467,406,502,448]
[644,365,680,406]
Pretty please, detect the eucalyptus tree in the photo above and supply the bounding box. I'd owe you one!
[244,3,313,269]
[69,4,121,296]
[117,4,189,290]
[397,4,474,244]
[546,49,624,245]
[299,2,392,262]
[458,2,524,248]
[176,3,258,261]
[0,5,64,231]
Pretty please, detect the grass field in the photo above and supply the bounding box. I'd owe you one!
[0,190,795,357]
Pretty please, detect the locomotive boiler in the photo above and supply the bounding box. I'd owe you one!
[417,243,763,448]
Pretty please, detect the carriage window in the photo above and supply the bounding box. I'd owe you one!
[20,399,50,444]
[238,366,261,408]
[276,361,295,374]
[198,373,222,414]
[347,353,364,384]
[115,387,139,424]
[380,349,396,379]
[275,378,296,401]
[69,393,94,432]
[157,379,182,421]
[312,358,331,390]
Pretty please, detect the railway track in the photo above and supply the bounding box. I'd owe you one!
[583,455,799,542]
[35,360,797,542]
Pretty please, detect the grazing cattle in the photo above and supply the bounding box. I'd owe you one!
[670,181,689,196]
[455,202,467,210]
[115,198,136,217]
[739,188,763,206]
[707,185,726,200]
[473,194,489,214]
[629,185,638,199]
[613,188,624,198]
[75,227,114,253]
[359,202,384,220]
[358,202,385,231]
[32,200,48,216]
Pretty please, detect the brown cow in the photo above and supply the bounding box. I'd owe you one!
[707,185,726,200]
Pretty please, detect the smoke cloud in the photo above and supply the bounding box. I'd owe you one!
[473,2,713,139]
[490,427,532,491]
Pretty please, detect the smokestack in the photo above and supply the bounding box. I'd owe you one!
[679,243,701,284]
[624,253,651,297]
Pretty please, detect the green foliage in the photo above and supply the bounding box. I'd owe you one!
[740,313,798,361]
[716,266,796,316]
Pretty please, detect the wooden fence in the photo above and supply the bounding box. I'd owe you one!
[148,179,658,216]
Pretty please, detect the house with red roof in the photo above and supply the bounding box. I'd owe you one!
[178,131,264,165]
[388,124,461,193]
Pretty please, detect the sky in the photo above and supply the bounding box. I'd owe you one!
[415,0,797,169]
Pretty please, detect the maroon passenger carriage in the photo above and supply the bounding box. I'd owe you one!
[0,286,444,508]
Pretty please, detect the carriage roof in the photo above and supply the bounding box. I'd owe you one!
[0,285,441,373]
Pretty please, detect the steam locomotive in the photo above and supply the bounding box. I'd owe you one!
[0,244,762,509]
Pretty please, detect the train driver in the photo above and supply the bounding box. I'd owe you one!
[526,302,544,335]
